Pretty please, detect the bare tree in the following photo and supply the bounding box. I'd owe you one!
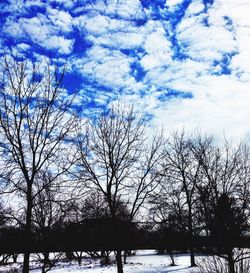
[0,198,14,266]
[192,138,250,273]
[199,253,250,273]
[160,131,204,267]
[149,180,189,266]
[0,56,77,273]
[32,173,65,273]
[76,105,163,273]
[61,189,112,266]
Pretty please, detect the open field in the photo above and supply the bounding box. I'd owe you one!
[1,250,202,273]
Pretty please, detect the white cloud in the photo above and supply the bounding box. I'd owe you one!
[73,12,151,50]
[165,0,184,12]
[87,32,145,49]
[209,1,250,81]
[47,7,73,32]
[141,28,173,70]
[0,0,28,14]
[80,46,142,92]
[177,14,237,62]
[212,0,250,27]
[25,0,45,9]
[47,0,77,9]
[43,36,74,54]
[13,43,31,54]
[187,0,205,15]
[3,0,250,141]
[66,0,250,141]
[152,74,250,140]
[22,15,51,40]
[3,11,74,54]
[73,13,131,35]
[103,0,250,140]
[91,0,146,20]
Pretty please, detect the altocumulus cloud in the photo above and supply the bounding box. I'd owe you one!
[1,0,250,139]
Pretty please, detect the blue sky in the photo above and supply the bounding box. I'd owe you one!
[1,0,250,139]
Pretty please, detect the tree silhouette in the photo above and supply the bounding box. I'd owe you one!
[210,193,247,273]
[0,56,77,273]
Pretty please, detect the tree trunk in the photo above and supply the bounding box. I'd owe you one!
[66,251,74,261]
[23,185,33,273]
[116,250,124,273]
[227,250,236,273]
[190,246,195,267]
[43,252,50,270]
[77,256,82,266]
[169,249,176,266]
[188,206,196,267]
[12,254,18,263]
[123,251,127,264]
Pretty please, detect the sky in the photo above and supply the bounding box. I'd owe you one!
[1,0,250,140]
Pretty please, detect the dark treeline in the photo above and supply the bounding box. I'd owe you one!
[0,57,249,273]
[0,219,185,253]
[0,220,250,253]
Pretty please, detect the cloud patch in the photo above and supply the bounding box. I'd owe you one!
[2,6,74,55]
[1,0,250,139]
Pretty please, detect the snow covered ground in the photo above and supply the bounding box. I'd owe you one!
[27,250,201,273]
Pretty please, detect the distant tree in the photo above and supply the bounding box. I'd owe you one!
[209,193,249,273]
[191,138,250,234]
[32,173,65,273]
[0,56,77,273]
[160,131,203,266]
[192,138,250,273]
[149,180,188,266]
[188,135,215,237]
[61,190,111,266]
[79,190,110,221]
[0,199,14,266]
[0,200,11,228]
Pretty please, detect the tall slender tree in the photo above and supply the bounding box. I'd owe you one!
[76,105,163,273]
[161,131,203,266]
[0,56,77,273]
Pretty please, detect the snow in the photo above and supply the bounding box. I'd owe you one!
[29,250,200,273]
